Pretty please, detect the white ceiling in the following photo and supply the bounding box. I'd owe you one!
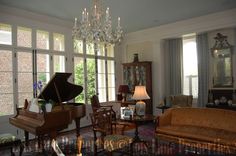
[0,0,236,33]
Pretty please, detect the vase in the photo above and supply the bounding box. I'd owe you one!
[45,103,52,112]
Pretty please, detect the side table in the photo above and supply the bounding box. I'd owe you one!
[156,105,170,113]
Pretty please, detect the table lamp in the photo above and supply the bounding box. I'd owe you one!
[118,85,130,102]
[132,86,150,116]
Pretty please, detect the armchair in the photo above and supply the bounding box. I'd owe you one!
[90,109,133,155]
[170,95,193,107]
[90,95,114,112]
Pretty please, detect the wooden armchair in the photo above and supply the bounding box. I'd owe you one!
[90,109,133,156]
[91,95,114,112]
[90,95,117,122]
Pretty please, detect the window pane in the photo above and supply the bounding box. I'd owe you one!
[98,88,106,102]
[74,39,83,53]
[37,30,49,50]
[107,44,114,57]
[108,87,115,101]
[53,33,65,51]
[37,72,50,86]
[37,54,50,72]
[18,73,33,93]
[97,59,105,74]
[74,57,85,103]
[0,23,12,45]
[86,42,94,55]
[87,58,96,103]
[17,26,32,47]
[0,50,12,71]
[0,94,14,116]
[98,74,106,88]
[0,72,13,94]
[107,60,115,74]
[108,74,115,87]
[18,52,32,72]
[192,77,198,98]
[97,43,105,56]
[53,55,65,73]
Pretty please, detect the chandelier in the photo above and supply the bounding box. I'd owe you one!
[72,0,123,44]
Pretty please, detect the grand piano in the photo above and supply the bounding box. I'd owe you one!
[9,73,86,145]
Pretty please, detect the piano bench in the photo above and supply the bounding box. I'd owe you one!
[0,133,24,156]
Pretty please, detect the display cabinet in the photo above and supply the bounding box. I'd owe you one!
[123,61,152,114]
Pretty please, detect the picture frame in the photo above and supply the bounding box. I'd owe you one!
[120,107,133,119]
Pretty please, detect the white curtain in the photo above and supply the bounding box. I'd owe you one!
[196,33,209,107]
[164,38,183,96]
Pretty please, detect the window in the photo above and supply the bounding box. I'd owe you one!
[0,22,67,117]
[73,41,116,104]
[183,36,198,98]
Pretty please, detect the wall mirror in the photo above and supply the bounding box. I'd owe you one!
[211,33,233,88]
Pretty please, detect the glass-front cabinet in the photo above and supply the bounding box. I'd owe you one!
[123,61,152,114]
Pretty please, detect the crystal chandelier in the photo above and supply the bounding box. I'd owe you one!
[72,0,123,44]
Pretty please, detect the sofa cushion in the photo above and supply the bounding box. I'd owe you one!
[157,125,236,147]
[170,108,236,133]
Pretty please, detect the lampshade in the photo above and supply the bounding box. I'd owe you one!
[132,86,150,100]
[118,85,130,93]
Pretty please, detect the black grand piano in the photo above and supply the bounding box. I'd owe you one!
[9,72,86,145]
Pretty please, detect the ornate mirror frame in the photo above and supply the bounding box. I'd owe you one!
[211,33,234,88]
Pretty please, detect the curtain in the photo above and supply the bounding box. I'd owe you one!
[196,33,209,107]
[164,38,183,95]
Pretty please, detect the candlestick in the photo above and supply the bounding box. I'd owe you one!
[74,18,77,27]
[118,17,120,27]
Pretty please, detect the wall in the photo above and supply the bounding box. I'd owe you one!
[120,8,236,115]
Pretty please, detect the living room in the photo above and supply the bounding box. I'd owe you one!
[1,0,236,155]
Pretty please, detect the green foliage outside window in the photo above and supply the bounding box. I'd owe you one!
[74,59,96,104]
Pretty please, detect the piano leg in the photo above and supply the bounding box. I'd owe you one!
[74,118,81,137]
[24,130,29,146]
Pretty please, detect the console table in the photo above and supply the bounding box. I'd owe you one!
[206,104,236,111]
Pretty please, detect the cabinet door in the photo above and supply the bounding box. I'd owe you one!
[135,65,147,86]
[123,66,135,91]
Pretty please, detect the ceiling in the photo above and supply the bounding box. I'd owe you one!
[1,0,236,33]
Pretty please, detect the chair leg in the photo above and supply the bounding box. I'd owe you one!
[94,142,97,156]
[10,147,15,156]
[19,142,24,156]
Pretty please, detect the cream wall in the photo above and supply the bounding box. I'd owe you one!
[120,8,236,116]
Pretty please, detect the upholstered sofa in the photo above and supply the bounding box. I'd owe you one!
[156,108,236,154]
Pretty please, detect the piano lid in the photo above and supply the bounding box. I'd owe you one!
[38,72,83,103]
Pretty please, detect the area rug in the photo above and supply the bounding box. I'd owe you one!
[0,123,228,155]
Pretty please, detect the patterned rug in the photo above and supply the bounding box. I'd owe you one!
[0,123,227,155]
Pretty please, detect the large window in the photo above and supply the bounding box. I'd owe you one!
[182,36,198,98]
[0,23,66,116]
[73,41,116,104]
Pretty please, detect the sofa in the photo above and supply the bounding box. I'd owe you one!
[156,107,236,154]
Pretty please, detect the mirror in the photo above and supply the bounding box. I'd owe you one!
[211,33,233,88]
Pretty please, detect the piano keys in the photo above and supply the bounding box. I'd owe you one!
[9,72,86,145]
